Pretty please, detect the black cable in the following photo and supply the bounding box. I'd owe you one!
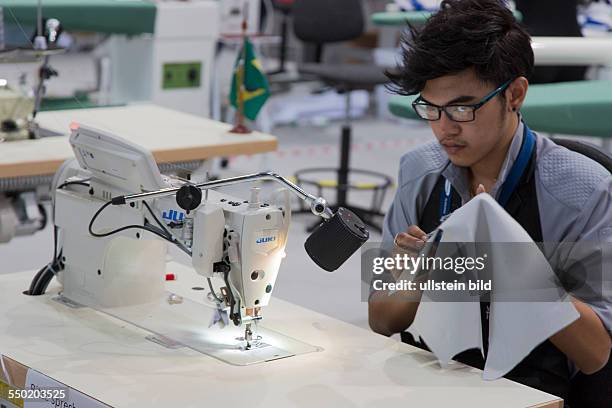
[91,214,179,241]
[89,200,193,257]
[223,270,241,326]
[142,220,191,257]
[88,200,113,235]
[207,277,223,303]
[53,224,59,264]
[37,204,48,231]
[89,200,157,238]
[30,260,61,295]
[32,180,91,292]
[143,201,168,232]
[28,179,91,295]
[56,180,90,190]
[142,201,191,256]
[28,264,48,295]
[28,251,63,295]
[30,221,64,296]
[28,225,63,295]
[89,201,160,238]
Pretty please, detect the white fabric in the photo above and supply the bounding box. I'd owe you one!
[411,193,579,380]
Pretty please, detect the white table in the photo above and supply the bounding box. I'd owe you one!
[0,264,563,408]
[531,36,612,66]
[0,104,277,178]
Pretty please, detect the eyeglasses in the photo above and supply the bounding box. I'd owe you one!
[412,79,513,122]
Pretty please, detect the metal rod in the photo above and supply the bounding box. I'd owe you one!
[32,55,49,119]
[118,172,333,218]
[0,7,5,51]
[344,90,351,127]
[36,0,42,37]
[37,0,43,39]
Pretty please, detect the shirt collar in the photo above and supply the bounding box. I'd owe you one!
[441,118,525,203]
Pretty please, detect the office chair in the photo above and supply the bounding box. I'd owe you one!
[268,0,294,76]
[551,137,611,408]
[291,0,393,232]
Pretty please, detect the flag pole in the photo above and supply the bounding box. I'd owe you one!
[230,2,251,134]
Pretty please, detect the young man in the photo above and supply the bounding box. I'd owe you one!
[368,0,612,402]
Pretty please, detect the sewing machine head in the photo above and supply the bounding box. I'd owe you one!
[0,81,35,142]
[53,124,368,347]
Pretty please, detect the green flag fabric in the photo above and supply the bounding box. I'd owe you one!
[229,38,270,121]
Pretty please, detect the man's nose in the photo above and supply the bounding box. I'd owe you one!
[437,110,461,136]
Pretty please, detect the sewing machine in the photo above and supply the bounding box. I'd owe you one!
[1,1,219,117]
[0,80,34,142]
[30,123,368,361]
[0,13,64,142]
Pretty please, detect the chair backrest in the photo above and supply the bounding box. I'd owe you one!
[551,137,612,407]
[551,138,612,174]
[292,0,364,44]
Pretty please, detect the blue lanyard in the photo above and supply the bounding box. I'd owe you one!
[439,125,536,220]
[439,178,453,221]
[410,0,427,11]
[409,0,436,11]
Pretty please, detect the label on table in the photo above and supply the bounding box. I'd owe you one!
[23,370,110,408]
[0,355,109,408]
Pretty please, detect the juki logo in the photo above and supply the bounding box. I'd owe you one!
[163,209,185,222]
[256,236,276,244]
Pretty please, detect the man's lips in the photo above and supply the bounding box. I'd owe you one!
[441,141,467,154]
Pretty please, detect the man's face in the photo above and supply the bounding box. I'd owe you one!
[420,69,510,167]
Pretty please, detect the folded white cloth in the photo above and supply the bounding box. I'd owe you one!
[411,193,579,379]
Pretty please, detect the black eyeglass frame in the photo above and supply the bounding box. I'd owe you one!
[411,79,514,122]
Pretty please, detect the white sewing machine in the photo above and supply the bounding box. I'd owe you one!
[29,123,368,362]
[0,15,64,142]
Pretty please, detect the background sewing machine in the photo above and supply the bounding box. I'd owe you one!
[0,7,65,142]
[32,123,367,363]
[0,79,35,142]
[0,0,222,117]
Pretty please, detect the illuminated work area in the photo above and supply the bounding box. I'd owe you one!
[0,1,610,407]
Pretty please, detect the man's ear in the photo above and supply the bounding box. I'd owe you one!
[506,76,528,112]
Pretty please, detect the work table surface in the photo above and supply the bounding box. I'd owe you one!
[0,265,562,408]
[0,104,277,178]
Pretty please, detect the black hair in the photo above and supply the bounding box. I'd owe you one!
[387,0,534,95]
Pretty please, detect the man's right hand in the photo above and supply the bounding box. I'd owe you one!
[369,225,428,336]
[394,225,428,251]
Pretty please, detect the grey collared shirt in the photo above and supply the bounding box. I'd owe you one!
[382,121,612,336]
[442,121,526,203]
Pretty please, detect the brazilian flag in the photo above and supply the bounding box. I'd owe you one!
[229,38,270,121]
